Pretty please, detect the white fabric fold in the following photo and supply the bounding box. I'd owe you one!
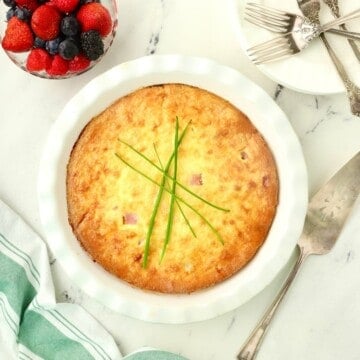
[0,198,122,360]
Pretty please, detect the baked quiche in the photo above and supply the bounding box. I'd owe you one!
[66,84,279,293]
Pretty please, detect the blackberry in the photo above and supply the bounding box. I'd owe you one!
[80,30,104,61]
[58,39,79,60]
[6,7,15,20]
[34,37,46,48]
[46,37,62,55]
[15,6,31,21]
[61,16,79,37]
[3,0,15,7]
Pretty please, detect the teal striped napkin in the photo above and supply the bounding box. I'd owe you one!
[0,199,122,360]
[123,349,188,360]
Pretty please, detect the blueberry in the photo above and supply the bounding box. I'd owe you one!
[3,0,15,7]
[46,37,62,55]
[34,37,46,48]
[61,16,79,37]
[6,7,15,20]
[58,39,79,60]
[15,6,31,21]
[68,35,81,48]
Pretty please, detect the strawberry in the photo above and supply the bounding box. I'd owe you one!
[46,54,69,75]
[69,54,90,72]
[26,48,52,72]
[76,3,112,37]
[1,17,33,52]
[52,0,79,14]
[15,0,39,12]
[31,5,62,40]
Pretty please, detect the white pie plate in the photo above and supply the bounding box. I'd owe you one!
[38,55,308,324]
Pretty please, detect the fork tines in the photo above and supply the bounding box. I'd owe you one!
[245,2,293,33]
[247,34,296,64]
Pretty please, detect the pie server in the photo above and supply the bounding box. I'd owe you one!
[237,151,360,360]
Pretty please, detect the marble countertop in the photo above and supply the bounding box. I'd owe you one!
[1,0,360,359]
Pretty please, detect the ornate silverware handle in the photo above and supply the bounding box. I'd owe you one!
[323,0,360,62]
[237,247,308,360]
[309,4,360,116]
[320,34,360,117]
[321,8,360,31]
[326,28,360,41]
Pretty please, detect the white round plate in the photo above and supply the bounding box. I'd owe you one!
[229,0,360,95]
[38,55,308,324]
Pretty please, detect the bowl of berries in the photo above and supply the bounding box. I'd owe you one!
[0,0,117,78]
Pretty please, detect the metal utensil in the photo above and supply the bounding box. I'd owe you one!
[245,3,360,40]
[328,28,360,42]
[298,0,360,117]
[237,151,360,360]
[245,5,360,64]
[247,27,360,65]
[247,33,313,64]
[323,0,360,62]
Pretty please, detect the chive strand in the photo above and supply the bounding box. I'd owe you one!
[142,176,165,268]
[161,118,180,262]
[114,154,224,245]
[118,139,229,212]
[153,144,165,169]
[139,122,191,268]
[153,144,197,238]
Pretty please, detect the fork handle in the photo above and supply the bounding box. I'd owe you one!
[326,28,360,42]
[322,8,360,31]
[320,34,360,116]
[237,246,308,360]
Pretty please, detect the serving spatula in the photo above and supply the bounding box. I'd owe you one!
[237,151,360,360]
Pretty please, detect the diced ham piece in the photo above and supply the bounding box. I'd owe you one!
[190,173,203,186]
[123,212,138,225]
[240,151,248,160]
[263,175,270,188]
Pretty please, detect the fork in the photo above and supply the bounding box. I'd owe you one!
[323,0,360,61]
[245,3,360,40]
[247,33,307,64]
[246,7,360,64]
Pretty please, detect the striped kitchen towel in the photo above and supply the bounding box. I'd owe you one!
[0,198,122,360]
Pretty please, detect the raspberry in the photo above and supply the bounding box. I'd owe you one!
[1,17,33,52]
[69,54,90,72]
[26,48,52,71]
[76,3,112,37]
[14,0,39,12]
[31,5,62,40]
[46,54,69,75]
[52,0,79,14]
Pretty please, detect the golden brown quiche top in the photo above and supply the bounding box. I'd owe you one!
[66,84,279,293]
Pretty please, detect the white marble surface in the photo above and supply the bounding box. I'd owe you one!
[1,0,360,359]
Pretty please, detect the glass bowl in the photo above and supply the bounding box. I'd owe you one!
[0,0,117,79]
